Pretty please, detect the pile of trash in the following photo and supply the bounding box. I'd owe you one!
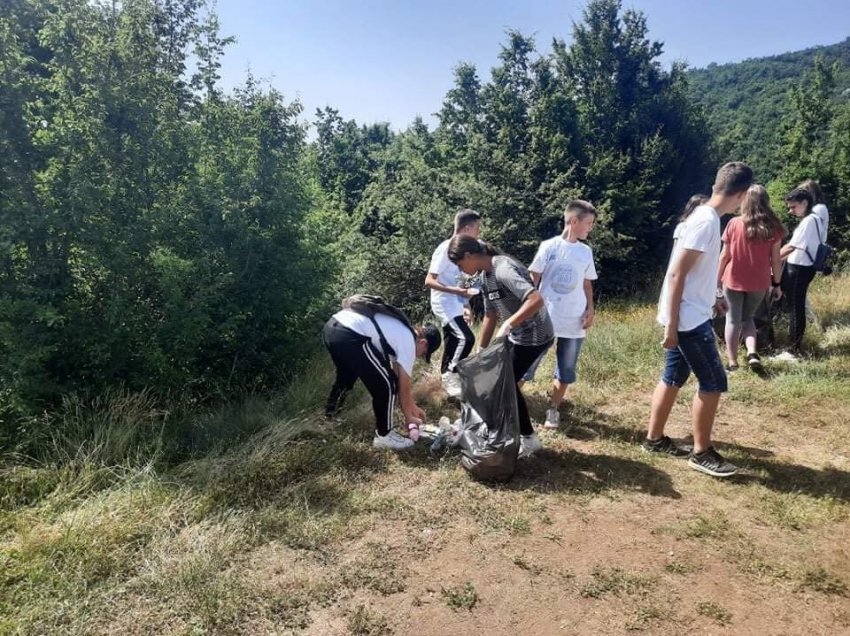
[408,338,520,482]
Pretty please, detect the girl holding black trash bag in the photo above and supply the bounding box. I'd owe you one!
[448,236,554,458]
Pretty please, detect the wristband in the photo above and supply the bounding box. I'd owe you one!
[771,281,781,287]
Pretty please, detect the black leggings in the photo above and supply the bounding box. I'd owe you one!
[512,340,553,436]
[782,263,815,351]
[323,319,397,435]
[441,315,475,374]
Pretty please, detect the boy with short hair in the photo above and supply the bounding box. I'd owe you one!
[425,209,482,397]
[643,162,753,477]
[525,200,598,429]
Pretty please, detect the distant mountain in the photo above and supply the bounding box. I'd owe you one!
[687,38,850,181]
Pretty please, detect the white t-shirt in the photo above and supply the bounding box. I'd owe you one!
[657,205,721,332]
[812,203,829,244]
[787,214,822,267]
[332,309,416,377]
[428,238,466,324]
[529,236,598,338]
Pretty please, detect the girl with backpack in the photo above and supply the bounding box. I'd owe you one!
[323,299,442,450]
[447,236,554,457]
[717,185,786,371]
[780,188,822,354]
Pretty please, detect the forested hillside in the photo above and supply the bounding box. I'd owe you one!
[688,38,850,181]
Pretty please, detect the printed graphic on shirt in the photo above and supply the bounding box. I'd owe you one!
[549,261,580,295]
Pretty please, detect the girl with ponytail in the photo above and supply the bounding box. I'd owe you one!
[448,235,553,457]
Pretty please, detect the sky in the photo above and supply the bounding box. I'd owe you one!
[213,0,850,130]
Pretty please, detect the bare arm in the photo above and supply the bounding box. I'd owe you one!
[770,241,783,300]
[506,290,545,332]
[582,279,595,329]
[717,242,731,288]
[478,311,498,349]
[530,271,541,287]
[424,272,470,297]
[662,248,703,348]
[395,364,424,423]
[779,243,796,259]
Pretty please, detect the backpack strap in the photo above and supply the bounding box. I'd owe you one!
[367,314,397,361]
[803,216,824,267]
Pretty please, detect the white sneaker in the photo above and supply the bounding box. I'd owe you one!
[772,351,799,362]
[373,430,415,451]
[543,408,560,429]
[519,433,543,458]
[442,371,462,398]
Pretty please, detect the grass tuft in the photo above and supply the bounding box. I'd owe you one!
[695,600,732,625]
[441,582,479,611]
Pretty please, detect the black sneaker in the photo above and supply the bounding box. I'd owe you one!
[747,352,763,372]
[641,436,690,458]
[688,447,738,477]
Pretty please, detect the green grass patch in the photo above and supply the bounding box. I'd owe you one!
[796,567,849,596]
[695,600,732,625]
[655,512,732,540]
[442,582,479,611]
[347,604,394,636]
[580,566,657,599]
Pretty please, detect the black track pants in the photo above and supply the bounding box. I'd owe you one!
[441,315,475,374]
[512,340,554,436]
[322,319,397,435]
[782,263,815,351]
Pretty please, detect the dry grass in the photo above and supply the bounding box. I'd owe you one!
[2,276,850,635]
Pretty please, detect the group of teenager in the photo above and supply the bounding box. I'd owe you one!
[323,161,832,477]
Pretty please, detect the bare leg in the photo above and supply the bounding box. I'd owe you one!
[741,319,757,355]
[692,391,721,453]
[550,379,569,409]
[647,381,679,440]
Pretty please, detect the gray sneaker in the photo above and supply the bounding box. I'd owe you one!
[641,435,690,458]
[543,408,560,429]
[688,447,738,477]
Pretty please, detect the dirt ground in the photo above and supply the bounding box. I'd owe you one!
[256,381,850,636]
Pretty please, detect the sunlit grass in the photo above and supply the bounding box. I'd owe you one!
[1,276,849,633]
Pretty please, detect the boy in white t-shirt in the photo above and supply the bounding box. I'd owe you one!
[644,162,753,478]
[525,200,598,429]
[424,209,482,397]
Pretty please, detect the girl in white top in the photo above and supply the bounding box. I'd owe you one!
[798,179,829,243]
[672,194,709,244]
[779,188,821,353]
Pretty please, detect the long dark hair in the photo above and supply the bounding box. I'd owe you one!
[447,235,501,263]
[798,179,825,206]
[679,194,708,222]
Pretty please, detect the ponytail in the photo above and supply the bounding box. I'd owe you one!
[447,235,501,263]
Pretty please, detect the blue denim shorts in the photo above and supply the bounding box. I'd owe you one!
[522,337,584,384]
[661,320,727,393]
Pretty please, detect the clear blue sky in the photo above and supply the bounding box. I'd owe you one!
[214,0,849,130]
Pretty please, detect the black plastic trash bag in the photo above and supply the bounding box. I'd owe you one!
[455,337,520,481]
